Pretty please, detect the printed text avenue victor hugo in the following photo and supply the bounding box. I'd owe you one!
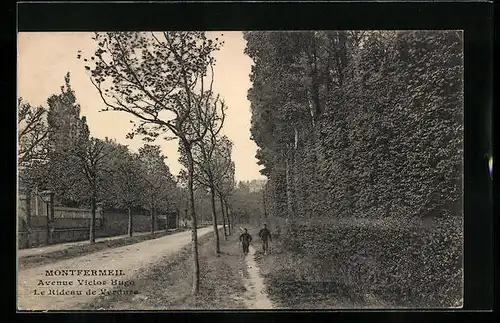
[32,269,138,296]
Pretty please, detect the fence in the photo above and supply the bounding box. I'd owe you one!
[18,214,106,248]
[17,191,184,248]
[53,206,103,219]
[19,204,179,249]
[18,213,173,249]
[101,212,167,236]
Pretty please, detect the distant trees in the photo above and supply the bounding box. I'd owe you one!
[230,180,265,225]
[244,31,463,222]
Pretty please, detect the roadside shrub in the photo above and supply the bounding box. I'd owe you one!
[282,216,463,308]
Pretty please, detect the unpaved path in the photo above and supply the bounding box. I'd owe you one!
[18,226,217,311]
[242,245,274,309]
[18,231,154,258]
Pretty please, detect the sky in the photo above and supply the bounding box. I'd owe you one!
[17,31,265,182]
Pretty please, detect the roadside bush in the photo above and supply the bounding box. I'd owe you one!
[282,216,463,308]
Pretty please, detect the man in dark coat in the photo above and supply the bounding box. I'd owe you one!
[258,224,272,254]
[239,228,252,255]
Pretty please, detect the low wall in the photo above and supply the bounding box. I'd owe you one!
[18,229,48,248]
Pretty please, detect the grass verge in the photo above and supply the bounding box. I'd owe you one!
[255,236,367,309]
[255,216,463,309]
[85,227,248,310]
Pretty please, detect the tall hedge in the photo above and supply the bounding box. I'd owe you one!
[245,31,463,307]
[245,30,463,221]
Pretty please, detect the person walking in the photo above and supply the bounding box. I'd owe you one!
[258,224,272,255]
[239,228,252,255]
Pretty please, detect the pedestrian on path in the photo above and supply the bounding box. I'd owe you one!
[258,224,272,255]
[239,228,252,255]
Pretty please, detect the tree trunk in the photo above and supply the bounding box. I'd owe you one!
[219,193,227,240]
[35,186,39,216]
[210,184,220,255]
[230,211,233,228]
[45,202,50,245]
[128,207,133,237]
[25,189,31,248]
[49,192,55,244]
[90,189,96,244]
[185,143,200,295]
[225,198,232,235]
[262,185,268,221]
[150,203,155,234]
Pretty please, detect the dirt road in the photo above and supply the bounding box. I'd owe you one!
[17,226,217,311]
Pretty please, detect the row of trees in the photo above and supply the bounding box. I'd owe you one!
[81,31,236,294]
[18,32,238,294]
[244,31,463,222]
[18,74,180,242]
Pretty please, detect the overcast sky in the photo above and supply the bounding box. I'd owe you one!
[17,31,265,182]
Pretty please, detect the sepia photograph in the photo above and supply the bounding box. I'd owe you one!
[17,30,464,311]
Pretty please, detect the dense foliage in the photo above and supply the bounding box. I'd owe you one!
[245,31,463,307]
[267,216,463,308]
[245,30,463,221]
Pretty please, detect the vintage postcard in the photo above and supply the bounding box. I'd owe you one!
[17,30,464,311]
